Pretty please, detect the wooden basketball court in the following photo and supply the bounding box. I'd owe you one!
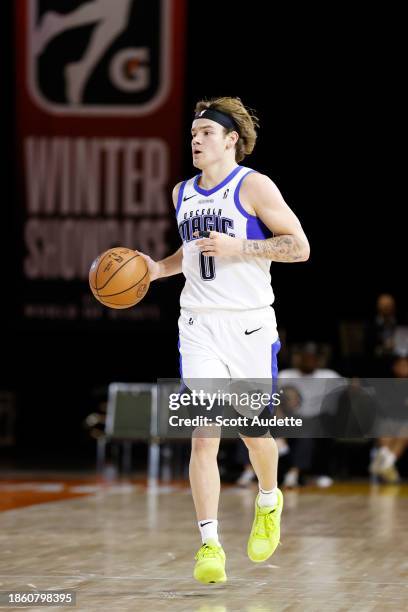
[0,479,407,611]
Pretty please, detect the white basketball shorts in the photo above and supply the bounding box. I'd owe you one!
[178,307,281,380]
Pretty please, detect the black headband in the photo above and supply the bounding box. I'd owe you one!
[194,108,240,134]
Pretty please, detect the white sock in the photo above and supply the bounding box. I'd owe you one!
[198,519,219,544]
[258,486,278,508]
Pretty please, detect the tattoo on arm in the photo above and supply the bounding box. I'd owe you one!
[242,235,307,262]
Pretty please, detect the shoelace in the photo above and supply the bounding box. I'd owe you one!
[255,509,276,539]
[195,543,220,561]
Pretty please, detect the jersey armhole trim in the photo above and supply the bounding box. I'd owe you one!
[175,180,188,216]
[234,170,273,239]
[233,170,259,219]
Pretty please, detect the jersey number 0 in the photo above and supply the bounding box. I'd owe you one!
[199,253,215,280]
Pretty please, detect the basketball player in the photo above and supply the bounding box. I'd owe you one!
[140,97,310,584]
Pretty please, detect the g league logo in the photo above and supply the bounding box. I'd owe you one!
[28,0,171,115]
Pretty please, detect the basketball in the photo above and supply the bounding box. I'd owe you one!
[89,247,150,309]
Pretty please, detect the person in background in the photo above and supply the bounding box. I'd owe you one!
[369,354,408,483]
[365,294,400,376]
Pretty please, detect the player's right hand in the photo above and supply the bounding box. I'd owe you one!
[138,252,161,282]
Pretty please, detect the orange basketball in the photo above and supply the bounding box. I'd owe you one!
[89,247,150,309]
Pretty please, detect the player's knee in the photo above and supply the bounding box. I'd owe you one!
[241,435,276,452]
[191,435,219,456]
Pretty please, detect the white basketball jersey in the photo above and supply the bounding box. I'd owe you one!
[176,165,275,312]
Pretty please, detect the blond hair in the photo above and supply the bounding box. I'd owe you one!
[194,96,259,162]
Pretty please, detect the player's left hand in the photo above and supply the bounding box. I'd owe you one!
[194,231,243,257]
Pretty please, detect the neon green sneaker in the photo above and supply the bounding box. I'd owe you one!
[247,489,283,563]
[193,539,227,584]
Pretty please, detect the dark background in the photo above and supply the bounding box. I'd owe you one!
[1,2,404,465]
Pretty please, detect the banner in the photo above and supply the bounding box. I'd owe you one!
[15,0,186,327]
